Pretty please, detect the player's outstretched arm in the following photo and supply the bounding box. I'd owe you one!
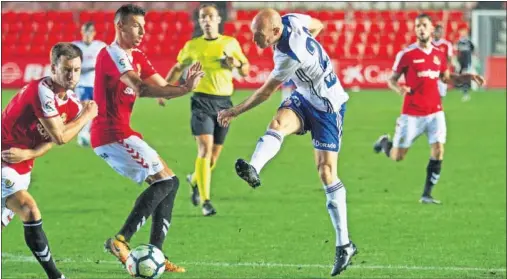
[165,63,186,85]
[387,72,411,96]
[440,70,485,87]
[1,142,53,164]
[121,62,204,99]
[39,101,98,145]
[217,77,283,127]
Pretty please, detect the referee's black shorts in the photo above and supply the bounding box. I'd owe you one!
[190,92,233,145]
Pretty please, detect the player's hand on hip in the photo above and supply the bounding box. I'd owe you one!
[184,62,205,92]
[157,98,166,107]
[399,85,411,96]
[84,100,99,119]
[471,74,485,87]
[217,109,236,127]
[1,148,31,163]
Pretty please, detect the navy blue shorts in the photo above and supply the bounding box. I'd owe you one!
[279,92,346,152]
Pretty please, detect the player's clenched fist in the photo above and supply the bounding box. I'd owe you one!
[184,62,205,92]
[217,109,236,127]
[84,100,99,118]
[1,147,30,164]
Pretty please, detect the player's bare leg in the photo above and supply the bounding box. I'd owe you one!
[420,143,444,204]
[235,108,302,188]
[6,191,65,279]
[314,150,357,276]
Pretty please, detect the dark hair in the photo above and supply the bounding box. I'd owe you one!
[82,21,95,31]
[416,13,433,22]
[435,24,443,30]
[50,43,83,65]
[114,4,146,24]
[199,3,219,14]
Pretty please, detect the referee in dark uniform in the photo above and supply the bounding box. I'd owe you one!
[456,27,475,101]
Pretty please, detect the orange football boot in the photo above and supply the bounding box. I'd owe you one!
[104,235,131,265]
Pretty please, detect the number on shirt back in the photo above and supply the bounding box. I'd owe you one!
[305,37,337,88]
[306,37,329,71]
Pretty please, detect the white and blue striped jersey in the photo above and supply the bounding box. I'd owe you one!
[73,40,107,87]
[269,13,349,113]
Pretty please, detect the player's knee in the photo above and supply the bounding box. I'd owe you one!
[19,200,41,222]
[432,144,444,160]
[317,163,333,183]
[390,149,406,162]
[268,118,283,131]
[197,146,213,159]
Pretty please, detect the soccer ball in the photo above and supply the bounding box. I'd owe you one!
[125,244,166,279]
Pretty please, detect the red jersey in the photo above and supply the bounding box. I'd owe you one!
[392,45,448,116]
[90,42,157,148]
[1,77,82,174]
[432,39,453,59]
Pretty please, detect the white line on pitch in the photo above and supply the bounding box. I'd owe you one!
[2,253,505,273]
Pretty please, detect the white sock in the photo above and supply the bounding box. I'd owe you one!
[324,179,350,247]
[249,129,284,174]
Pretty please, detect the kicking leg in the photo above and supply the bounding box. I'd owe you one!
[315,150,357,276]
[236,108,302,188]
[6,191,64,279]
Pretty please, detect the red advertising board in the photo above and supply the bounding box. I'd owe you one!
[485,56,507,89]
[1,56,402,89]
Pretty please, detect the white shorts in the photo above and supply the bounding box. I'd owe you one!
[438,80,448,97]
[93,136,164,185]
[392,111,447,149]
[1,165,31,226]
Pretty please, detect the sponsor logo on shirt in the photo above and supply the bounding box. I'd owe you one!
[312,139,337,149]
[36,123,50,140]
[413,59,425,63]
[124,87,135,95]
[417,70,440,79]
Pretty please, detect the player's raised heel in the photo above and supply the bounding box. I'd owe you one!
[186,174,200,207]
[164,257,186,272]
[235,159,261,188]
[331,241,358,276]
[373,134,390,154]
[104,235,131,265]
[202,200,217,216]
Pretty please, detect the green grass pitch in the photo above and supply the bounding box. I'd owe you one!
[1,89,505,278]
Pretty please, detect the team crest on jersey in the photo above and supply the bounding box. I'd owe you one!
[4,179,15,188]
[433,56,441,65]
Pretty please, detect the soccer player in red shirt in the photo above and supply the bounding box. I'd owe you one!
[373,14,484,204]
[1,43,98,279]
[432,24,454,98]
[90,5,203,272]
